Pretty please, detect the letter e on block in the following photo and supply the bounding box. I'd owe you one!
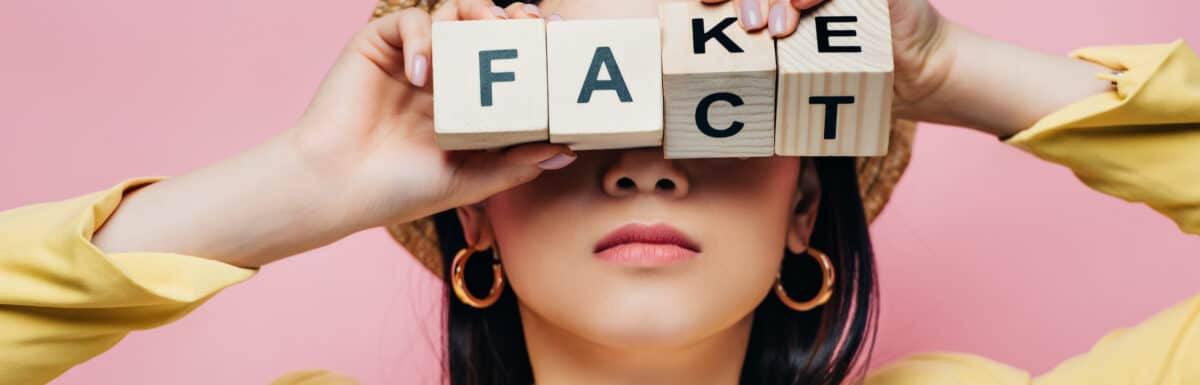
[432,19,548,150]
[775,0,894,156]
[660,1,776,159]
[547,19,664,150]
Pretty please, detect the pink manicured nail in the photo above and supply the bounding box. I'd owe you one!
[547,13,563,22]
[791,0,815,9]
[490,6,508,18]
[768,2,787,36]
[523,3,542,16]
[537,152,576,170]
[741,0,764,29]
[410,54,428,87]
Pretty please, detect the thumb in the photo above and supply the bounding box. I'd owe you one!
[448,144,577,205]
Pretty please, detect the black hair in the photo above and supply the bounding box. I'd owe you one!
[431,157,879,385]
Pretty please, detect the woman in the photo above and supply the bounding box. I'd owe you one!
[0,0,1196,384]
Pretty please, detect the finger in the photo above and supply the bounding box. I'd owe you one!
[767,0,801,37]
[791,0,824,9]
[505,2,543,19]
[366,9,431,85]
[433,0,504,21]
[547,13,563,22]
[466,0,508,20]
[450,144,576,205]
[735,0,769,31]
[432,0,458,21]
[430,1,457,21]
[398,10,433,87]
[503,143,576,171]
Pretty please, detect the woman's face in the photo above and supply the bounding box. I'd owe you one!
[455,0,822,350]
[460,150,820,348]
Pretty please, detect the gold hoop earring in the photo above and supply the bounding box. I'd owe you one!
[774,247,835,311]
[451,244,505,309]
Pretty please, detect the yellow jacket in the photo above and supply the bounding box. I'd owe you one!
[1,41,1197,385]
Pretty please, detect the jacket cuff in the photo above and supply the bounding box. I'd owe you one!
[1005,40,1200,146]
[83,177,259,304]
[2,176,259,308]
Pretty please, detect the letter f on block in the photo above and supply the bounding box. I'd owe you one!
[479,49,519,107]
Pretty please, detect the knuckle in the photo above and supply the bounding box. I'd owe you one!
[504,2,526,14]
[399,8,429,23]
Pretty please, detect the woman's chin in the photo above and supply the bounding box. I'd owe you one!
[570,300,740,350]
[582,315,709,350]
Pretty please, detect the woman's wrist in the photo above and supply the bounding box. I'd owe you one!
[897,21,1114,137]
[92,132,361,268]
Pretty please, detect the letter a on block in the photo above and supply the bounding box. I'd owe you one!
[547,19,664,150]
[432,19,548,150]
[775,0,894,156]
[660,1,777,159]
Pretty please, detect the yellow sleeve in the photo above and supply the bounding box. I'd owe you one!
[1033,294,1200,385]
[269,370,362,385]
[865,294,1200,385]
[868,40,1200,385]
[865,353,1031,385]
[1004,40,1200,235]
[0,177,257,385]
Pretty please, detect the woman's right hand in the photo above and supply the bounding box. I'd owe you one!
[286,0,575,232]
[93,1,572,268]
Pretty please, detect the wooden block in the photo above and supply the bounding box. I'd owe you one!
[660,2,776,159]
[432,19,548,150]
[775,0,894,156]
[547,19,663,151]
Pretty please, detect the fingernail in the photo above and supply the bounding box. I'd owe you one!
[523,3,541,17]
[547,13,563,22]
[490,6,508,18]
[741,0,764,29]
[410,54,429,88]
[537,152,576,170]
[768,2,787,36]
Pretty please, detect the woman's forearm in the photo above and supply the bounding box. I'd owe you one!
[904,22,1115,137]
[91,133,359,268]
[86,22,1115,270]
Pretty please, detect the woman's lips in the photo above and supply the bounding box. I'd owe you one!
[593,223,701,267]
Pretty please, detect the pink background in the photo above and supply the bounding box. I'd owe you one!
[1,0,1197,383]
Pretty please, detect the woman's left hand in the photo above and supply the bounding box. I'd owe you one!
[700,0,1113,137]
[701,0,952,122]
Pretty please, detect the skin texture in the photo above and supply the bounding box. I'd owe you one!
[460,149,818,384]
[87,0,1114,383]
[457,4,822,383]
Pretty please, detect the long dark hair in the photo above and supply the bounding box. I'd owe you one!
[431,155,879,385]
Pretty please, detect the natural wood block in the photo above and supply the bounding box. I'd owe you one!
[432,19,548,150]
[660,2,776,159]
[775,0,894,156]
[547,19,663,150]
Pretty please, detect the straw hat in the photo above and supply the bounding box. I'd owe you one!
[373,0,917,278]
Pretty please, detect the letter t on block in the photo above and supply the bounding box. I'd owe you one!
[775,0,894,156]
[660,1,777,159]
[432,19,548,150]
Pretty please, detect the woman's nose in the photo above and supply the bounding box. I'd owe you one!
[601,149,691,199]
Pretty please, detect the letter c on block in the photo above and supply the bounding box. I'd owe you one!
[695,92,745,138]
